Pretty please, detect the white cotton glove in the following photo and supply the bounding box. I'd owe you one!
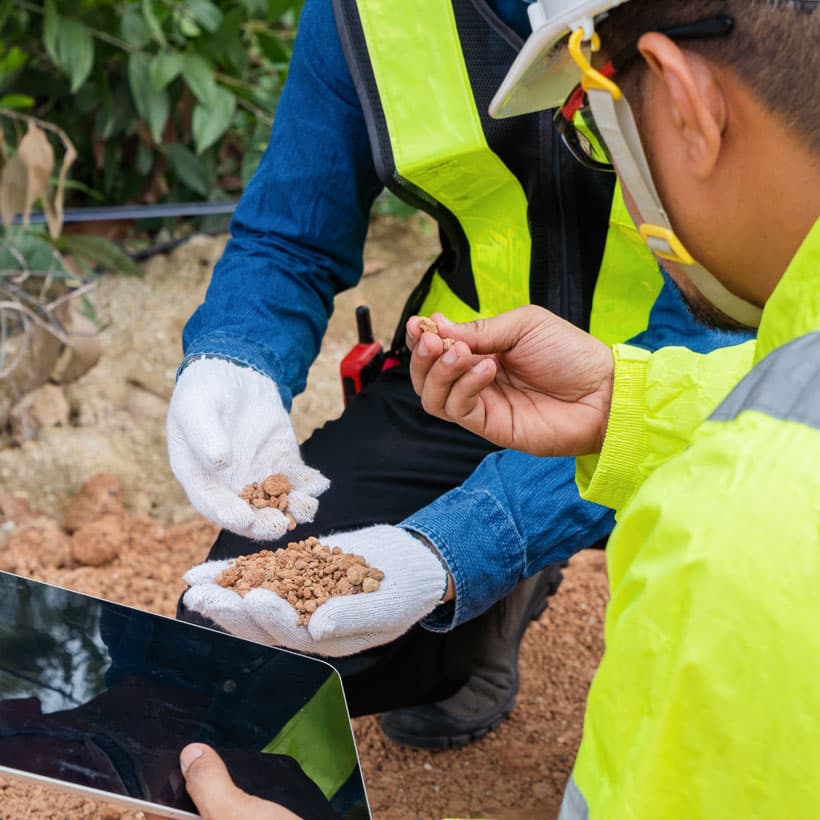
[181,525,449,657]
[166,357,329,540]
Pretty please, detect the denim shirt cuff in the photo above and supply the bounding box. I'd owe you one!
[400,488,527,633]
[179,332,294,409]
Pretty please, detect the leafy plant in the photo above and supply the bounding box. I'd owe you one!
[0,110,136,395]
[0,0,303,206]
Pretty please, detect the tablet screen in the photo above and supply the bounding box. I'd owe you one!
[0,571,369,819]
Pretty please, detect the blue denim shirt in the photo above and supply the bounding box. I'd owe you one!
[181,0,750,631]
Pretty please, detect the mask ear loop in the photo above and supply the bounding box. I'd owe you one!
[568,28,762,327]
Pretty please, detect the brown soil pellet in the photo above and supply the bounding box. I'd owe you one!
[215,536,385,626]
[240,473,296,528]
[418,316,456,351]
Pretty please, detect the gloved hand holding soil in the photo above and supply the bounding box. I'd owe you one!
[167,357,330,541]
[182,525,449,657]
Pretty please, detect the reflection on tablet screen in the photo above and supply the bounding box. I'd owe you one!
[0,571,370,819]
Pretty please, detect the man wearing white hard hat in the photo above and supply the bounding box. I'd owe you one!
[407,0,820,817]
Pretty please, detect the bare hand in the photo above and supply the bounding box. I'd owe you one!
[178,744,302,820]
[406,308,614,456]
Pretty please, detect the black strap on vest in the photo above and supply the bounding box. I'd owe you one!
[334,0,615,345]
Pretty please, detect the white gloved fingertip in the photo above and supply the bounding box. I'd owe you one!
[183,558,235,586]
[285,491,319,524]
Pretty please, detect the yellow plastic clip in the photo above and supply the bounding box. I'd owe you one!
[639,223,695,265]
[568,28,621,100]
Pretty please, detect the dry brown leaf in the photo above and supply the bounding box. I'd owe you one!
[46,138,76,239]
[0,152,28,229]
[16,122,54,227]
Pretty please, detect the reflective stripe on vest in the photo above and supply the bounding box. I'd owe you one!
[352,0,531,321]
[710,331,820,428]
[559,776,591,820]
[261,672,358,801]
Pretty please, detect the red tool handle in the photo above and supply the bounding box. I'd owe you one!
[340,306,384,406]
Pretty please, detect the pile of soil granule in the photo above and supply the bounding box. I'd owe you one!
[216,537,384,625]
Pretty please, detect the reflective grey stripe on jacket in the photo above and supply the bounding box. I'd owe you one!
[558,776,589,820]
[711,331,820,428]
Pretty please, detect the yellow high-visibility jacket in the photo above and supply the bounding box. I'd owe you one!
[562,218,820,819]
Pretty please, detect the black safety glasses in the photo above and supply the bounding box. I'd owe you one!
[554,14,735,172]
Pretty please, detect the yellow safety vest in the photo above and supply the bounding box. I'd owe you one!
[334,0,662,345]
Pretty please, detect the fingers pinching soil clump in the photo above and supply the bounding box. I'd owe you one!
[239,473,297,530]
[215,537,385,626]
[418,316,456,351]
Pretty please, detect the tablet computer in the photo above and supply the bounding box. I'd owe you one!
[0,570,370,819]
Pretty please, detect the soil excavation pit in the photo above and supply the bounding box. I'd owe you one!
[215,537,385,625]
[418,316,456,351]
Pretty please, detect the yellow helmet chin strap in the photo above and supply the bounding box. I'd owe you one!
[567,28,762,327]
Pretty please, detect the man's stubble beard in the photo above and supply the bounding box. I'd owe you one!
[663,264,756,332]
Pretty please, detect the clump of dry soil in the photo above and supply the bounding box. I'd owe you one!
[240,473,292,509]
[239,472,297,530]
[418,316,456,351]
[216,537,384,625]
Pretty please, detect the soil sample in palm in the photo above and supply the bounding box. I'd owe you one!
[215,537,384,626]
[239,473,297,530]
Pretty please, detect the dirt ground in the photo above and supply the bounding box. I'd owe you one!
[0,215,609,819]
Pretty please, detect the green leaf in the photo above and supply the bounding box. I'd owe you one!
[121,6,153,47]
[178,14,201,39]
[0,230,60,274]
[52,234,142,276]
[149,52,184,90]
[128,52,170,143]
[255,29,290,64]
[60,178,104,202]
[59,17,95,92]
[0,46,27,80]
[182,53,217,104]
[141,0,167,48]
[41,5,95,92]
[192,86,235,154]
[186,0,222,33]
[211,8,246,75]
[43,0,59,66]
[162,143,209,196]
[0,94,33,109]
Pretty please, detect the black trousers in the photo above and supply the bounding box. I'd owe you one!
[178,359,535,716]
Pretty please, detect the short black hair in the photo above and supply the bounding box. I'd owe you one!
[597,1,820,154]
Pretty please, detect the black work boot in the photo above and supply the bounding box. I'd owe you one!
[378,562,565,749]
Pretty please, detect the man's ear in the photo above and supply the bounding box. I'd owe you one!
[637,32,727,179]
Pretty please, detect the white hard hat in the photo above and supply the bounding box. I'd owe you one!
[490,0,632,119]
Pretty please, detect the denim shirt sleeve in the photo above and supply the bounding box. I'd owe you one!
[404,452,615,631]
[180,0,383,409]
[406,269,754,632]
